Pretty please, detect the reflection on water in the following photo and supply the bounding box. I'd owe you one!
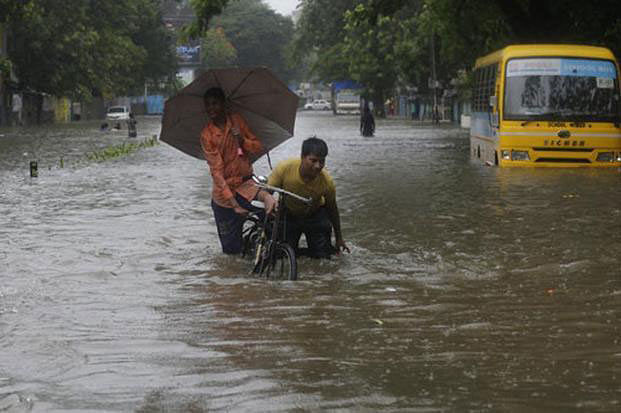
[1,113,620,411]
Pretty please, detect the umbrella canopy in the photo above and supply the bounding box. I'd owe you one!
[160,67,299,163]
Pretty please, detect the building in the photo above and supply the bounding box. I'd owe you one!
[162,0,201,87]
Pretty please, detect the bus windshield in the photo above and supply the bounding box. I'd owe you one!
[504,57,620,122]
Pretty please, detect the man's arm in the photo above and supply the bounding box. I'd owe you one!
[233,113,263,154]
[323,176,349,253]
[326,200,350,254]
[201,128,247,213]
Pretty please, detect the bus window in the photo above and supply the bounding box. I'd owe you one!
[472,64,498,112]
[504,57,619,122]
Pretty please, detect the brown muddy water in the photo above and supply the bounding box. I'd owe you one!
[1,112,620,412]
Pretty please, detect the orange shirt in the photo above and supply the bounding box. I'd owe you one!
[200,112,263,208]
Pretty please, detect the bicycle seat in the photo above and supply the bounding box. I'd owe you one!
[250,200,265,209]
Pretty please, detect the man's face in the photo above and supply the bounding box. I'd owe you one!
[301,153,325,179]
[204,96,225,120]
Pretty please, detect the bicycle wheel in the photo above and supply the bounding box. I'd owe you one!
[266,242,297,281]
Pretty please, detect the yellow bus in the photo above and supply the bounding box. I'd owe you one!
[470,44,621,167]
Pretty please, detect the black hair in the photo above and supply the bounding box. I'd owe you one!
[301,136,328,158]
[203,87,226,102]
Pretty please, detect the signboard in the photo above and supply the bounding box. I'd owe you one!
[176,45,200,64]
[507,58,616,79]
[337,89,360,103]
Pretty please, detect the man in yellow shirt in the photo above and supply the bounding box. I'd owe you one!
[268,137,350,258]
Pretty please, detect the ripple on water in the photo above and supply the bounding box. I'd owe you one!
[1,115,620,411]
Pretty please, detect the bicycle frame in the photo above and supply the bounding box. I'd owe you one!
[242,176,311,280]
[266,193,289,267]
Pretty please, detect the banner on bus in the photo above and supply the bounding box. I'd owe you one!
[506,58,616,79]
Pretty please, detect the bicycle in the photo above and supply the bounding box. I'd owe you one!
[241,176,311,280]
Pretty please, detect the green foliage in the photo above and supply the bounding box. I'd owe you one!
[201,27,237,68]
[488,0,621,58]
[186,0,232,38]
[295,0,621,109]
[417,0,621,75]
[208,0,295,82]
[293,0,360,81]
[0,56,11,78]
[343,4,401,107]
[4,0,177,100]
[7,0,621,108]
[37,135,160,172]
[132,4,178,87]
[86,136,160,163]
[420,1,504,64]
[0,0,34,23]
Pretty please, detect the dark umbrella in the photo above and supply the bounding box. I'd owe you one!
[160,67,299,163]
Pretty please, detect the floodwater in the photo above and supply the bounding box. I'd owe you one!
[1,112,620,412]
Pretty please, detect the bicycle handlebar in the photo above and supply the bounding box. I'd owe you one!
[253,176,312,205]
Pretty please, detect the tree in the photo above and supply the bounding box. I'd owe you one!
[201,27,237,68]
[417,0,621,74]
[190,0,621,102]
[185,0,231,37]
[3,0,177,100]
[132,2,179,94]
[293,0,361,82]
[342,4,398,114]
[209,0,296,82]
[491,0,621,47]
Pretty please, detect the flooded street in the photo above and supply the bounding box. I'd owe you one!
[1,112,620,412]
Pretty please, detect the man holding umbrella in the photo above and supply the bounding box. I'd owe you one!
[159,67,300,254]
[200,87,275,254]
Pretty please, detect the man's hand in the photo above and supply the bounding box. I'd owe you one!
[233,205,249,215]
[230,198,248,216]
[256,190,276,215]
[335,238,350,255]
[231,126,243,144]
[231,126,244,156]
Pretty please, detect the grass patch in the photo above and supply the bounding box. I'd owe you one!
[86,136,159,162]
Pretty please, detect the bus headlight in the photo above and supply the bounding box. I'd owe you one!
[501,150,510,160]
[616,152,621,162]
[511,150,530,161]
[596,152,614,162]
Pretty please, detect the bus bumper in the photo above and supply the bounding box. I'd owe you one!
[498,148,621,167]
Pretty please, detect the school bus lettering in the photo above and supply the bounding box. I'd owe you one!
[543,140,586,147]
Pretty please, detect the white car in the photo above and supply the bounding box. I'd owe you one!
[106,106,130,121]
[304,99,331,111]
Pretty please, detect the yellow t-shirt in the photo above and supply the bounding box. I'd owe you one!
[268,158,336,217]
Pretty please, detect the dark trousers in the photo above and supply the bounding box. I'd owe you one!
[285,207,334,259]
[211,194,261,254]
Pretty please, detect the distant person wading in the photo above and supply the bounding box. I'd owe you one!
[127,113,137,137]
[360,102,375,137]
